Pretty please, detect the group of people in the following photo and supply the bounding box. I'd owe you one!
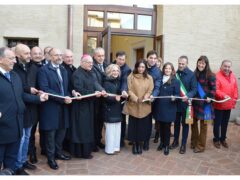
[0,44,239,175]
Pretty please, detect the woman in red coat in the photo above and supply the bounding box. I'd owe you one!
[213,60,238,149]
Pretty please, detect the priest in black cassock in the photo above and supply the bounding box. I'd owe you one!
[69,54,104,159]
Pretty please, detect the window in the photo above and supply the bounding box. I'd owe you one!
[137,15,152,30]
[7,38,39,49]
[107,12,134,29]
[87,11,104,27]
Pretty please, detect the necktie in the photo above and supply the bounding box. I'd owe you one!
[55,67,64,96]
[4,72,11,81]
[99,64,104,72]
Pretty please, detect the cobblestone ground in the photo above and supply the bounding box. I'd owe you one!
[29,122,240,175]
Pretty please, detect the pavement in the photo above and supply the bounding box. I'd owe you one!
[28,122,240,175]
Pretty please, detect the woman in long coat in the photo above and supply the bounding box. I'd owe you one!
[102,64,122,155]
[123,60,154,155]
[69,55,102,159]
[191,56,216,153]
[153,62,180,155]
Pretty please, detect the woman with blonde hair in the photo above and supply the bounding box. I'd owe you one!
[123,60,154,155]
[102,64,122,155]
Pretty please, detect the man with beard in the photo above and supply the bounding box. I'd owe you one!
[37,48,72,170]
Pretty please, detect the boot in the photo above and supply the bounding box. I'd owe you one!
[29,152,38,164]
[153,132,160,143]
[164,146,169,155]
[137,142,142,154]
[132,142,138,155]
[143,140,149,151]
[170,140,179,149]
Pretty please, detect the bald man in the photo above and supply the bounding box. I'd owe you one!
[13,44,49,175]
[37,48,72,170]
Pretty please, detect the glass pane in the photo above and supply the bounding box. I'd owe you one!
[87,37,97,56]
[107,12,134,29]
[88,11,104,27]
[137,15,152,30]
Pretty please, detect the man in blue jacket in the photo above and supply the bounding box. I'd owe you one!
[170,55,197,154]
[144,50,162,151]
[0,47,47,174]
[114,51,131,147]
[37,48,72,170]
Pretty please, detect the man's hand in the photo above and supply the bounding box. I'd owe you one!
[182,95,188,102]
[101,90,108,97]
[64,96,72,104]
[137,97,143,103]
[171,95,176,101]
[115,95,121,102]
[30,87,39,95]
[39,93,48,102]
[95,91,102,97]
[224,95,230,99]
[121,91,128,98]
[206,97,211,103]
[72,90,81,97]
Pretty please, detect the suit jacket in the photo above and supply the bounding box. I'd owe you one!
[92,58,108,90]
[37,63,70,130]
[62,62,76,92]
[0,71,39,144]
[13,60,40,127]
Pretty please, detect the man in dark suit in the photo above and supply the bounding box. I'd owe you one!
[28,46,46,164]
[62,49,76,152]
[0,47,47,174]
[37,48,72,170]
[113,51,131,147]
[92,47,108,151]
[13,44,48,175]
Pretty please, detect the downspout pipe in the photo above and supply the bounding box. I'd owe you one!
[67,5,73,49]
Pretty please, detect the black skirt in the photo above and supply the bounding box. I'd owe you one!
[128,114,151,142]
[69,142,93,158]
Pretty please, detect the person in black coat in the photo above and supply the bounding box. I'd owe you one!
[0,47,47,173]
[102,64,122,155]
[28,46,46,164]
[61,49,77,152]
[171,55,197,154]
[144,50,162,151]
[13,44,47,175]
[113,51,131,147]
[91,47,108,151]
[69,54,103,159]
[153,62,180,155]
[37,48,72,170]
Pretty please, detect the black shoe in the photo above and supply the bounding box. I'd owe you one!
[157,142,164,151]
[143,141,149,151]
[47,159,58,170]
[29,153,38,164]
[97,142,105,149]
[16,168,29,175]
[170,140,179,149]
[92,146,99,152]
[23,161,36,170]
[179,145,186,154]
[55,153,71,160]
[153,132,160,143]
[164,146,169,155]
[132,143,138,155]
[128,141,133,145]
[137,142,142,154]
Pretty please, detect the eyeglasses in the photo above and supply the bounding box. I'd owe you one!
[6,57,16,61]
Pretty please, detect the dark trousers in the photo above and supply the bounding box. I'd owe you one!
[28,123,46,154]
[159,121,171,147]
[43,129,66,160]
[120,114,126,143]
[213,109,231,142]
[94,110,104,145]
[0,140,20,171]
[174,111,189,145]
